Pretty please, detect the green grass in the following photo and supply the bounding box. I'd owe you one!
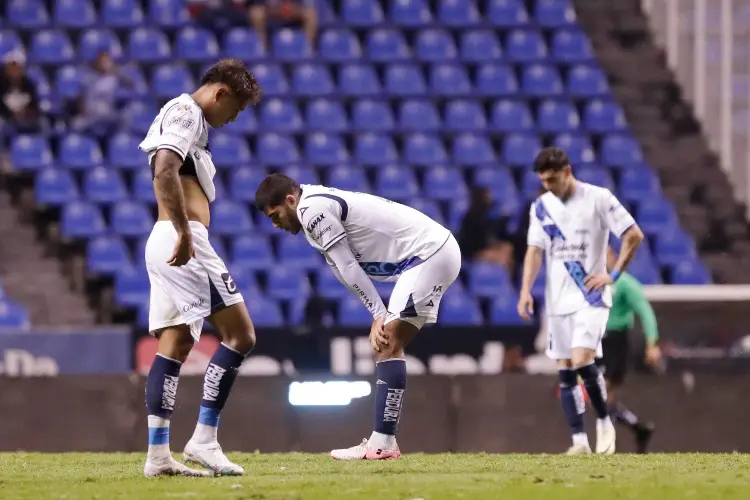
[0,453,748,499]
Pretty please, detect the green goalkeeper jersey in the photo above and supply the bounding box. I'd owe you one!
[606,272,659,344]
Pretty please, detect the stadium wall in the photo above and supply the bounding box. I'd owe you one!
[0,375,747,454]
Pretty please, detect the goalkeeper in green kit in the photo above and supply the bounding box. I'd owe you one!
[598,247,662,453]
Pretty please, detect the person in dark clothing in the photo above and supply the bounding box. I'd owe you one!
[458,186,514,270]
[0,50,43,140]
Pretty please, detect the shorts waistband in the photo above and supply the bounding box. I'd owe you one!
[153,220,208,237]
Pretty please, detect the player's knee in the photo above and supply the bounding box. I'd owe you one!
[223,326,256,355]
[156,327,195,362]
[571,348,596,368]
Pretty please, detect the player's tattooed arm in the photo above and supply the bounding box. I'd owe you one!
[153,149,190,234]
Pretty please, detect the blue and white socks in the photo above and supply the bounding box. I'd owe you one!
[558,368,588,447]
[369,358,407,450]
[146,354,182,459]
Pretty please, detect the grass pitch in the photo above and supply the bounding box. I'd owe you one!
[0,453,748,499]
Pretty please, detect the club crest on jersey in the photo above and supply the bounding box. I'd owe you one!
[306,213,325,233]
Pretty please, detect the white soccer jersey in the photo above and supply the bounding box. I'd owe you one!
[527,181,636,316]
[297,184,452,282]
[138,93,217,202]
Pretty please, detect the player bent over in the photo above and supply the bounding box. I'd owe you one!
[517,148,644,455]
[255,174,461,460]
[599,247,661,453]
[138,59,262,476]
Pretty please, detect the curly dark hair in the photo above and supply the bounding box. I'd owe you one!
[533,147,570,173]
[254,173,300,211]
[201,58,262,105]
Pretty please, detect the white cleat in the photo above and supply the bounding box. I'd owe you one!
[565,443,592,455]
[595,419,616,455]
[330,438,401,461]
[183,440,245,476]
[144,456,213,478]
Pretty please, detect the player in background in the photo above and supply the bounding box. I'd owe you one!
[138,59,262,477]
[600,247,661,453]
[255,174,462,460]
[517,147,644,455]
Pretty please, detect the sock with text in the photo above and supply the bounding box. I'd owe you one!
[191,343,247,444]
[145,354,182,458]
[577,363,609,420]
[558,369,586,443]
[370,358,407,450]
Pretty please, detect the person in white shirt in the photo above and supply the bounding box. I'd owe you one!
[138,58,262,478]
[517,147,644,455]
[255,174,462,460]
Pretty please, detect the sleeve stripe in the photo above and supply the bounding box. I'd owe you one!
[322,232,347,251]
[155,145,187,161]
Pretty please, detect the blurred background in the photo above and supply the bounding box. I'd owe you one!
[0,0,749,453]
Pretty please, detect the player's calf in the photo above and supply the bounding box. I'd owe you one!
[558,366,590,451]
[572,349,615,454]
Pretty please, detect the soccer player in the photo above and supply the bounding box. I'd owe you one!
[600,246,661,453]
[517,147,645,455]
[138,59,262,477]
[254,174,462,460]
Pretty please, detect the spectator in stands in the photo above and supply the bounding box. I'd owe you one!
[189,0,254,35]
[458,186,514,271]
[249,0,318,50]
[70,51,134,138]
[0,50,43,140]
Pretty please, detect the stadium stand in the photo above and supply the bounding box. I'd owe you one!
[0,0,719,329]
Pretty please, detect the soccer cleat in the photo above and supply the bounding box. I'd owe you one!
[565,443,592,455]
[144,456,213,477]
[595,419,616,455]
[330,438,401,460]
[183,440,245,476]
[635,422,655,454]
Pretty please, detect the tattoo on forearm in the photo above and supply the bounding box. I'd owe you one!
[153,154,189,232]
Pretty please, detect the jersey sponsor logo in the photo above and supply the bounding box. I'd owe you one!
[306,213,325,233]
[221,273,239,295]
[182,297,207,313]
[352,283,375,312]
[165,115,196,130]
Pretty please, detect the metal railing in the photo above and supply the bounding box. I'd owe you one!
[642,0,750,216]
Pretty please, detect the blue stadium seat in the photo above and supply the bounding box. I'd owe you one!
[551,29,594,63]
[375,165,420,199]
[35,169,79,206]
[208,235,229,262]
[0,31,24,59]
[316,268,350,299]
[132,169,156,204]
[114,267,149,307]
[247,298,285,327]
[115,64,148,100]
[619,166,662,204]
[626,248,662,285]
[385,64,426,96]
[438,291,483,326]
[415,29,457,62]
[210,133,252,168]
[252,64,289,96]
[488,0,529,28]
[306,99,347,132]
[151,64,194,99]
[575,165,614,190]
[399,100,441,132]
[54,65,83,99]
[424,166,466,201]
[306,133,349,164]
[521,169,543,200]
[60,134,102,170]
[328,165,370,191]
[260,98,303,132]
[54,0,96,28]
[601,134,643,166]
[355,133,398,165]
[506,29,547,63]
[583,100,627,133]
[149,0,191,28]
[390,0,431,27]
[467,262,513,298]
[232,235,275,271]
[338,296,373,326]
[339,64,381,96]
[473,165,515,192]
[230,167,267,202]
[352,100,394,132]
[404,133,447,164]
[567,64,609,97]
[79,29,123,63]
[460,30,502,62]
[8,0,49,29]
[102,0,144,28]
[430,64,472,96]
[491,100,534,133]
[536,100,580,133]
[653,229,697,267]
[225,108,257,136]
[490,294,526,325]
[445,100,487,133]
[223,28,264,62]
[292,63,334,96]
[278,235,321,270]
[319,29,361,62]
[637,197,678,236]
[26,65,52,100]
[438,0,480,27]
[266,267,310,300]
[272,28,311,62]
[408,198,445,224]
[452,134,496,165]
[671,258,711,285]
[503,133,542,166]
[111,201,153,237]
[84,167,128,204]
[0,301,31,330]
[554,134,596,164]
[176,26,219,62]
[521,64,563,96]
[211,200,253,236]
[280,165,321,185]
[343,0,384,26]
[30,30,74,64]
[536,0,577,28]
[11,135,53,172]
[367,29,410,62]
[107,132,143,170]
[61,201,106,239]
[87,236,131,275]
[476,63,519,96]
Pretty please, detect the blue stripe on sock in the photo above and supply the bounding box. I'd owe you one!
[148,427,170,446]
[198,406,220,427]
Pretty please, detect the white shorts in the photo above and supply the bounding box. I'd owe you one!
[384,234,462,330]
[145,221,244,341]
[546,307,609,360]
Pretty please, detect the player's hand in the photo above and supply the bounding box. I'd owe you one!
[369,315,389,352]
[644,344,662,368]
[517,291,534,320]
[584,273,613,291]
[168,231,196,267]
